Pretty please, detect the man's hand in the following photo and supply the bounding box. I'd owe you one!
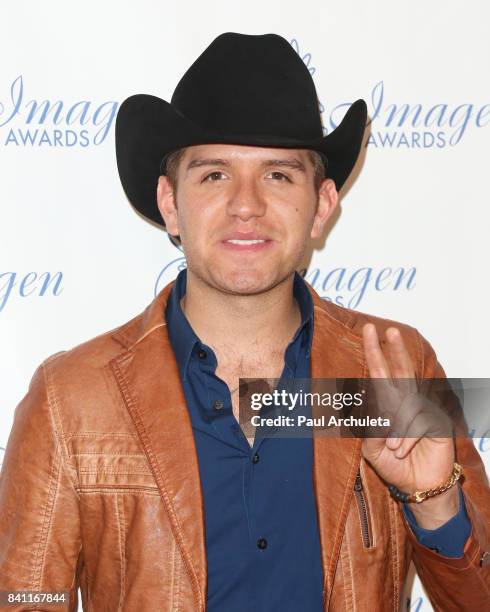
[361,323,459,529]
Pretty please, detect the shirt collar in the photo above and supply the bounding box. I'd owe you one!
[165,268,313,381]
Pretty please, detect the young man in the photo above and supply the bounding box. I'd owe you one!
[0,33,489,611]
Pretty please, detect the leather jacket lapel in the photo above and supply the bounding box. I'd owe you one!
[110,281,207,611]
[309,295,365,608]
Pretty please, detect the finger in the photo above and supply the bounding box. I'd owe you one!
[367,379,400,418]
[362,323,391,378]
[393,434,421,459]
[385,392,423,451]
[385,327,417,395]
[392,408,443,458]
[385,327,416,378]
[362,323,395,413]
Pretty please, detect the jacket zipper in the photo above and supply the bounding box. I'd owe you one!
[354,470,373,548]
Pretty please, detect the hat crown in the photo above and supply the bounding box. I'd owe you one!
[170,33,323,141]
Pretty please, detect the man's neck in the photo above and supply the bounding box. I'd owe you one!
[180,269,301,361]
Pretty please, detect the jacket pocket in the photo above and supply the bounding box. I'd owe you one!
[67,432,159,490]
[354,470,373,548]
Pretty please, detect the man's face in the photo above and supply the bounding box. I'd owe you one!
[157,144,338,295]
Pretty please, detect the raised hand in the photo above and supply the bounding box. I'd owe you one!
[361,323,459,528]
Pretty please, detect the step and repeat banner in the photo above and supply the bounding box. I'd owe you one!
[1,2,489,610]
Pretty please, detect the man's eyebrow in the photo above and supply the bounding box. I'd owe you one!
[185,157,307,173]
[262,159,306,172]
[186,158,231,172]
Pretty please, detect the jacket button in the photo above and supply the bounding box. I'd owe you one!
[257,537,268,550]
[252,453,259,464]
[197,349,207,359]
[213,399,224,411]
[480,551,490,567]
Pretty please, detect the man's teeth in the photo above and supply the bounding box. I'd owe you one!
[226,239,266,244]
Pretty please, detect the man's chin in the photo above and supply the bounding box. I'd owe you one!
[210,268,289,296]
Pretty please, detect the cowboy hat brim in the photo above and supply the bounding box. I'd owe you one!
[115,95,367,228]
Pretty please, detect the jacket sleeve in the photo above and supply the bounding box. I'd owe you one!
[402,484,472,556]
[401,332,490,611]
[0,355,83,611]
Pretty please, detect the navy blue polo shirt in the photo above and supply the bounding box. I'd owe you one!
[165,268,471,610]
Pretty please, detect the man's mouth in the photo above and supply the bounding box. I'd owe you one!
[225,239,267,245]
[221,238,273,251]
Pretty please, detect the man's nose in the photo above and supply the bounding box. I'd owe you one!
[226,176,266,221]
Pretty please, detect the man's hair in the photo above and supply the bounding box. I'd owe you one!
[163,147,326,193]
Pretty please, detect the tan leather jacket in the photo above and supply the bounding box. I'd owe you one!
[1,279,489,611]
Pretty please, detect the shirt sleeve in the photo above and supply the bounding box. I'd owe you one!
[402,484,472,557]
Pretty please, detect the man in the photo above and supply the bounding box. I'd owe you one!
[0,32,488,611]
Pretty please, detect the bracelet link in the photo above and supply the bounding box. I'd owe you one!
[388,462,462,504]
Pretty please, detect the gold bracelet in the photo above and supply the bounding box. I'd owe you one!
[388,462,462,504]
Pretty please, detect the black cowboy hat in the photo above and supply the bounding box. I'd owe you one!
[115,32,367,232]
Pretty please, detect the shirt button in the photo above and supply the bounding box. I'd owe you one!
[257,537,268,550]
[197,349,207,359]
[213,399,224,411]
[252,453,260,464]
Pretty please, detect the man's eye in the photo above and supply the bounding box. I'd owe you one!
[268,171,291,182]
[203,171,226,182]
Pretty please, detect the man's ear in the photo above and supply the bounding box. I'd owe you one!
[311,178,339,240]
[157,176,179,235]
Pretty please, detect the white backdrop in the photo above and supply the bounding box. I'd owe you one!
[1,2,489,610]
